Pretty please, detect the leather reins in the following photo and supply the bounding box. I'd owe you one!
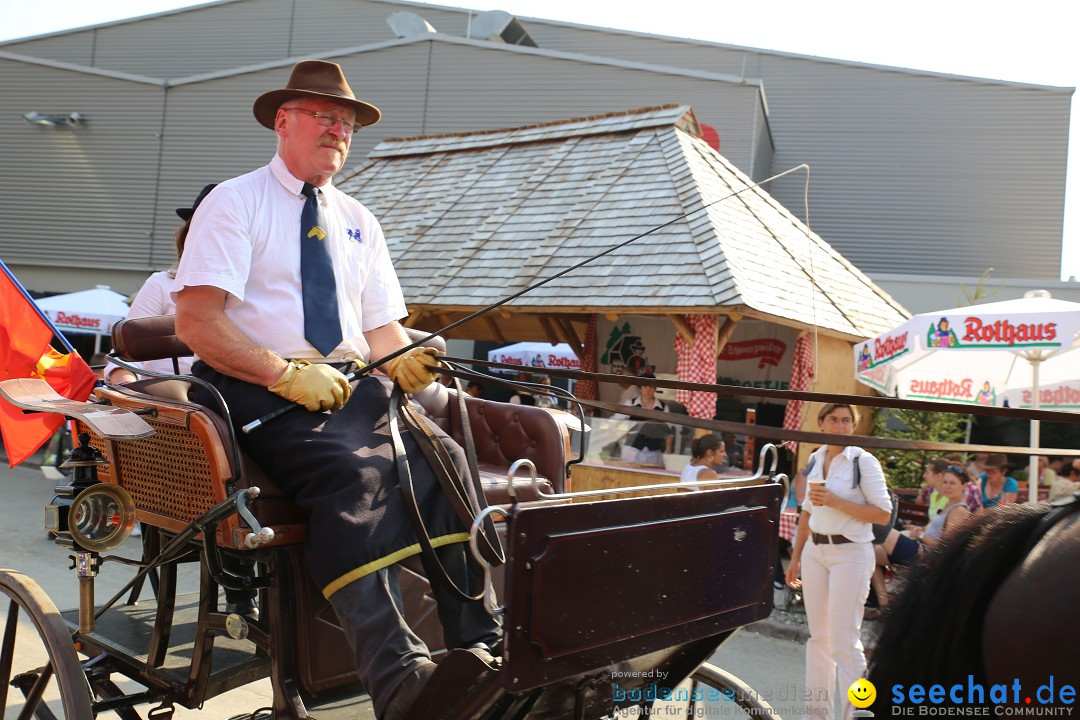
[438,357,1080,458]
[389,371,505,601]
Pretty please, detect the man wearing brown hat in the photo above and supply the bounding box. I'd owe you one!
[174,60,499,720]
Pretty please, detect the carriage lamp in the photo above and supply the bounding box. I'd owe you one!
[45,432,127,551]
[68,483,136,552]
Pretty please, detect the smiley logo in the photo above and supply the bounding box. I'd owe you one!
[848,678,876,708]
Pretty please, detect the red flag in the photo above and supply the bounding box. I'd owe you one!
[0,265,97,467]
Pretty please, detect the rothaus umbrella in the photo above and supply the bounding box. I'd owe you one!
[854,290,1080,502]
[487,341,580,372]
[34,285,131,355]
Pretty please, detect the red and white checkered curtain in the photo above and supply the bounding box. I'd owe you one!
[782,332,815,452]
[673,314,718,419]
[576,315,598,401]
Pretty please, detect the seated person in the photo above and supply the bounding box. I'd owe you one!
[105,184,214,383]
[612,374,673,465]
[868,465,972,618]
[173,61,499,719]
[679,435,720,489]
[721,431,744,470]
[710,439,750,476]
[909,464,973,545]
[1036,456,1057,487]
[532,375,558,409]
[104,184,260,619]
[508,371,536,405]
[915,459,950,518]
[978,453,1018,508]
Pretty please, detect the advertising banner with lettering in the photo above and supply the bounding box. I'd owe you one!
[487,341,580,372]
[596,315,797,405]
[854,295,1080,408]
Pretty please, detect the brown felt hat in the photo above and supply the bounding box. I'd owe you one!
[252,60,381,131]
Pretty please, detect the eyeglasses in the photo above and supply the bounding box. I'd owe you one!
[947,465,967,477]
[288,107,362,134]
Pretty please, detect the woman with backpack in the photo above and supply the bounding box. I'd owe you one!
[785,403,893,720]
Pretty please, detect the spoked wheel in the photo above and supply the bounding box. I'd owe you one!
[646,662,777,719]
[0,570,93,719]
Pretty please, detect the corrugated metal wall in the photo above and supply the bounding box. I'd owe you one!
[421,42,759,171]
[0,0,1070,283]
[515,21,1072,280]
[1,0,296,78]
[0,58,165,272]
[91,0,295,78]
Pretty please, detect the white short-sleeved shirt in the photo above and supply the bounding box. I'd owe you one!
[801,445,892,542]
[104,271,195,379]
[173,154,406,362]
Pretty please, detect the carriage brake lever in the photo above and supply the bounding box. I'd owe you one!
[236,487,276,548]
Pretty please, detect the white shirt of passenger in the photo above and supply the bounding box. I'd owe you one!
[104,271,195,379]
[173,154,406,363]
[801,445,892,543]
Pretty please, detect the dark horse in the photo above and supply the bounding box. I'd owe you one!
[867,494,1080,711]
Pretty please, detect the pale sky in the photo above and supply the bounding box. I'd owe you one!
[2,0,1076,280]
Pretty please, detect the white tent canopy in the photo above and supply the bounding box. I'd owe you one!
[34,285,130,353]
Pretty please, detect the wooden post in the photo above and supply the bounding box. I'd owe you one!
[716,314,743,357]
[666,314,695,344]
[484,316,507,344]
[538,316,562,346]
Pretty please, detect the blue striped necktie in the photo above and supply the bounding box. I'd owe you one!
[300,182,342,356]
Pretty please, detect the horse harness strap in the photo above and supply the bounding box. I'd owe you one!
[388,381,504,602]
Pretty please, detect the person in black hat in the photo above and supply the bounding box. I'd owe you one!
[104,183,261,618]
[173,60,498,720]
[104,183,216,385]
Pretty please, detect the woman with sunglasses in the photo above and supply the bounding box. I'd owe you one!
[785,403,892,720]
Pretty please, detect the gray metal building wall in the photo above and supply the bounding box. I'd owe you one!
[514,20,1073,280]
[0,55,165,272]
[0,38,763,293]
[1,0,1070,283]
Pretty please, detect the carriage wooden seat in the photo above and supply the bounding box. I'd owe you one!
[93,315,566,550]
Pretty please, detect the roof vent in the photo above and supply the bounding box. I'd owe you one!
[387,11,437,38]
[466,10,537,47]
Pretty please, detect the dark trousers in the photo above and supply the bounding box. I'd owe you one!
[330,541,500,717]
[190,364,498,713]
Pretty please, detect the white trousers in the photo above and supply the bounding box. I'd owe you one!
[801,539,874,720]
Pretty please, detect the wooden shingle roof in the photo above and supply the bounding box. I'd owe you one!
[339,104,909,340]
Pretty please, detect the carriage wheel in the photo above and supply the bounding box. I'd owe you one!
[0,570,94,719]
[646,662,777,719]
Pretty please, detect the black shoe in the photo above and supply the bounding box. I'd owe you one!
[225,598,259,621]
[382,662,436,720]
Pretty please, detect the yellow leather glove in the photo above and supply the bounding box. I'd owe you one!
[268,360,352,412]
[386,346,440,394]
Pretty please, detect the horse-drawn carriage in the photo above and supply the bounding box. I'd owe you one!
[0,316,787,720]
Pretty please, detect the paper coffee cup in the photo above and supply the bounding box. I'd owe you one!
[808,478,826,505]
